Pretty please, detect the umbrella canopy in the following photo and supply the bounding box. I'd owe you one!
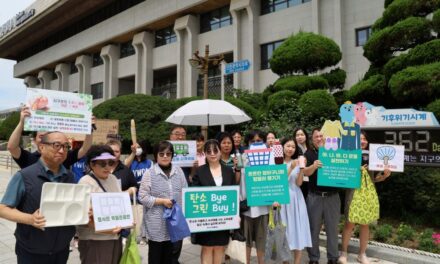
[166,99,251,126]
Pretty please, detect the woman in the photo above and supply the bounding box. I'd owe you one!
[192,139,236,264]
[231,130,245,154]
[339,131,391,264]
[139,141,188,264]
[280,137,311,264]
[294,128,310,199]
[266,131,276,147]
[77,145,123,264]
[217,132,240,184]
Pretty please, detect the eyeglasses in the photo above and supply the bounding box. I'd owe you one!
[158,152,173,158]
[171,132,186,137]
[206,148,219,155]
[93,160,116,168]
[41,141,70,151]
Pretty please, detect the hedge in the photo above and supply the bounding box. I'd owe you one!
[267,90,300,115]
[320,68,347,90]
[270,32,342,75]
[273,75,329,94]
[389,62,440,105]
[426,99,440,120]
[433,9,440,34]
[347,74,387,105]
[298,89,338,122]
[365,17,433,64]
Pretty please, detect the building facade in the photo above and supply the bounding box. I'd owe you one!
[0,0,384,106]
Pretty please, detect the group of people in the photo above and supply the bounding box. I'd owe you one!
[0,106,391,264]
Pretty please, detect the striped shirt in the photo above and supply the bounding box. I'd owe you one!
[138,163,187,242]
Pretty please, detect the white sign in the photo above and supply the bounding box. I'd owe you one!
[24,88,93,134]
[91,192,133,232]
[170,140,197,167]
[368,144,405,172]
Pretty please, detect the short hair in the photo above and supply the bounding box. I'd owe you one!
[170,125,186,134]
[40,131,60,143]
[244,129,267,146]
[216,132,234,156]
[106,139,122,148]
[281,137,299,160]
[191,133,205,141]
[153,141,174,162]
[85,144,115,167]
[230,130,242,137]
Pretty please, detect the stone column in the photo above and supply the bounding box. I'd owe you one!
[101,44,120,99]
[312,0,320,34]
[54,63,70,91]
[24,76,38,88]
[37,70,52,89]
[132,31,154,95]
[75,55,92,94]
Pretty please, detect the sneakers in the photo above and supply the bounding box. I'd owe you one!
[338,252,347,264]
[357,254,371,264]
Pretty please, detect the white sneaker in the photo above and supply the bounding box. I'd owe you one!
[357,254,371,264]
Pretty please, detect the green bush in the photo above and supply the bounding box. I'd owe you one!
[374,224,393,242]
[233,89,266,110]
[273,75,329,94]
[0,111,20,140]
[332,90,348,106]
[433,9,440,34]
[267,90,300,115]
[418,229,439,253]
[385,0,396,8]
[320,68,347,91]
[270,32,342,75]
[384,39,440,78]
[389,62,440,106]
[365,17,433,64]
[397,223,416,242]
[224,95,260,122]
[426,99,440,120]
[347,74,387,105]
[298,90,338,122]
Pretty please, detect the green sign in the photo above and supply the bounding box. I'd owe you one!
[245,164,289,206]
[183,186,240,233]
[317,147,362,188]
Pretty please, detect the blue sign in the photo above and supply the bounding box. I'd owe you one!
[225,60,250,75]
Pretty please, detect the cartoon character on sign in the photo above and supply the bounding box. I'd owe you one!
[354,102,367,126]
[30,95,49,111]
[339,101,360,150]
[376,146,396,166]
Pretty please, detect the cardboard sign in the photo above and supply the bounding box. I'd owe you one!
[65,119,119,143]
[183,186,240,233]
[24,88,92,134]
[91,192,133,232]
[170,140,197,167]
[245,164,289,206]
[317,147,362,189]
[368,144,404,172]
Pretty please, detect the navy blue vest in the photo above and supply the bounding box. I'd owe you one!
[15,161,76,255]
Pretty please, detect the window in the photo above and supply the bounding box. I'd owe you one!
[120,41,135,58]
[91,82,103,99]
[356,26,372,46]
[155,26,177,47]
[200,6,232,34]
[92,52,103,67]
[70,62,78,74]
[260,40,284,70]
[153,67,177,99]
[261,0,311,15]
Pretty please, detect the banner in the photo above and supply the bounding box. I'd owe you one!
[317,147,362,188]
[24,88,92,134]
[91,192,133,232]
[183,186,240,233]
[368,144,404,172]
[169,140,197,167]
[245,164,289,206]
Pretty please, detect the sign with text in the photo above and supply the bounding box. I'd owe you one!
[225,60,250,75]
[24,88,92,134]
[91,192,133,232]
[182,186,240,233]
[64,119,119,143]
[369,144,404,172]
[245,165,289,206]
[170,140,197,167]
[317,147,362,188]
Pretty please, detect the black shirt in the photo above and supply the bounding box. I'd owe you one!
[304,146,338,193]
[14,147,79,170]
[113,161,137,191]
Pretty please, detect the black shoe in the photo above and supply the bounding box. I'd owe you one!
[231,230,246,242]
[328,260,338,264]
[309,261,319,264]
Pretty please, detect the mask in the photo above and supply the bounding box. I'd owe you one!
[135,148,143,156]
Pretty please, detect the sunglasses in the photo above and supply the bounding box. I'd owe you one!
[158,152,173,158]
[93,160,116,168]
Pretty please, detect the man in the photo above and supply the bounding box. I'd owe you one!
[303,128,340,264]
[0,132,76,264]
[7,106,93,169]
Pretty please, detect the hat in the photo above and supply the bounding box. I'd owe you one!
[91,152,116,161]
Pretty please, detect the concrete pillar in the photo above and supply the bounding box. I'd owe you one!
[230,9,241,89]
[37,70,52,89]
[54,63,70,92]
[132,31,154,95]
[75,55,92,94]
[333,0,344,69]
[312,0,320,34]
[24,76,38,88]
[174,15,199,98]
[101,44,119,99]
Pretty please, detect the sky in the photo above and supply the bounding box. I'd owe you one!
[0,0,34,111]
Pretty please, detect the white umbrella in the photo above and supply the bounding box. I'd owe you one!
[166,99,251,126]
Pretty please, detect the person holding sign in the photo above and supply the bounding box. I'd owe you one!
[192,139,237,264]
[139,141,187,264]
[77,145,123,264]
[339,132,391,264]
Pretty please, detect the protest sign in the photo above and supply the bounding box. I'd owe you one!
[91,192,133,232]
[24,88,92,134]
[65,119,119,143]
[369,144,404,172]
[169,140,196,167]
[317,147,362,188]
[245,164,289,206]
[183,186,239,233]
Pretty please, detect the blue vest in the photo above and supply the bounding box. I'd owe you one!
[130,159,153,184]
[15,162,76,255]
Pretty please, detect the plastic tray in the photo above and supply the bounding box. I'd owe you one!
[40,182,91,227]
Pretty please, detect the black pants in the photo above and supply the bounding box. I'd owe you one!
[16,244,69,264]
[148,240,174,264]
[172,240,183,264]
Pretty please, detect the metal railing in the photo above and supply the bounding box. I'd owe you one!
[0,153,19,173]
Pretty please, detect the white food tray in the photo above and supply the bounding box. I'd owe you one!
[40,182,91,227]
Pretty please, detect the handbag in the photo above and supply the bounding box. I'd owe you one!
[264,207,292,262]
[163,200,191,243]
[225,239,247,263]
[240,199,249,212]
[119,230,141,264]
[348,168,380,225]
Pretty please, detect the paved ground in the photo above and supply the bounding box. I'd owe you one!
[0,166,397,263]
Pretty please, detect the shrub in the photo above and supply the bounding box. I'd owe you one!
[418,229,437,252]
[273,75,329,94]
[347,74,387,106]
[233,89,266,110]
[320,68,347,91]
[389,62,440,106]
[298,90,338,122]
[397,223,416,242]
[224,96,260,122]
[384,0,396,8]
[267,90,300,115]
[426,99,440,120]
[0,111,20,140]
[270,32,342,75]
[434,9,440,34]
[374,224,393,242]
